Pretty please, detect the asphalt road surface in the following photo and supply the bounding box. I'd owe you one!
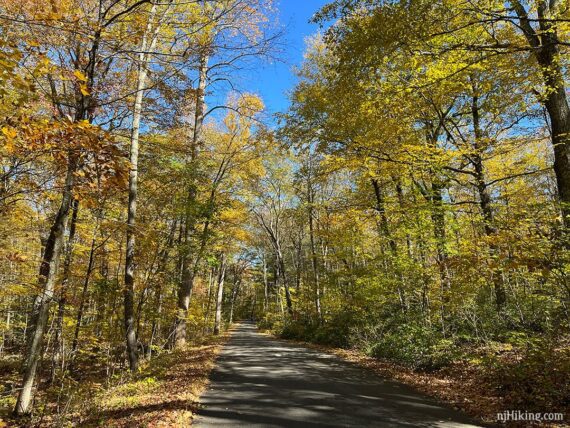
[194,322,483,427]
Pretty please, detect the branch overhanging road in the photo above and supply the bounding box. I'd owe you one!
[195,322,484,427]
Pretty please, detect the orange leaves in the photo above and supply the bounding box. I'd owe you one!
[1,115,128,200]
[5,252,28,263]
[61,121,129,194]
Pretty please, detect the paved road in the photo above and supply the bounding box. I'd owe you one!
[195,322,483,427]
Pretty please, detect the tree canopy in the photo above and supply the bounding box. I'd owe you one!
[0,0,568,424]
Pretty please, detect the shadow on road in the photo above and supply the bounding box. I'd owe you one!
[195,322,483,427]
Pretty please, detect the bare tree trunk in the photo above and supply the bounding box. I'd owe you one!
[511,0,570,229]
[229,278,240,324]
[50,198,79,382]
[124,2,160,372]
[174,52,210,348]
[1,311,11,355]
[307,171,322,323]
[16,31,102,407]
[146,222,175,356]
[372,178,406,311]
[262,252,269,312]
[277,247,293,313]
[393,176,413,258]
[15,155,76,415]
[371,179,397,255]
[192,52,208,158]
[431,180,451,332]
[173,264,193,347]
[250,294,256,320]
[203,268,215,334]
[470,88,506,309]
[71,232,97,355]
[418,123,451,333]
[228,286,235,325]
[214,254,227,335]
[147,280,163,359]
[545,83,570,230]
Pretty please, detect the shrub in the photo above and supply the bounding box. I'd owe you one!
[486,339,570,412]
[279,311,356,348]
[311,312,354,347]
[257,312,283,332]
[367,323,458,371]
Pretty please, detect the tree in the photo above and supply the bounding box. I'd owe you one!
[315,0,570,228]
[171,0,279,348]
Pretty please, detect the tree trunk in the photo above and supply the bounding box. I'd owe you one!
[15,155,77,415]
[545,89,570,227]
[50,198,79,382]
[275,261,285,315]
[192,52,208,157]
[471,89,506,309]
[214,254,227,335]
[146,222,175,355]
[174,52,209,348]
[371,178,397,255]
[307,172,322,323]
[393,176,413,258]
[173,267,194,346]
[203,268,215,334]
[229,279,240,325]
[262,252,269,312]
[71,233,97,355]
[16,28,102,408]
[277,247,293,313]
[1,311,11,355]
[512,0,570,229]
[431,180,451,332]
[372,178,406,311]
[124,2,160,372]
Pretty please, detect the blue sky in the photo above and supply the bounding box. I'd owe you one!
[245,0,329,117]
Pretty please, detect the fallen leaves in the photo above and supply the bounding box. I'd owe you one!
[81,334,230,427]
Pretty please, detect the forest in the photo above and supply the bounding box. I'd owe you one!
[0,0,569,426]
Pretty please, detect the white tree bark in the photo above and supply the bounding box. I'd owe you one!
[125,1,163,371]
[214,254,227,335]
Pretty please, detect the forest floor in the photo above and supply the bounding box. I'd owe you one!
[0,333,229,427]
[270,335,570,428]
